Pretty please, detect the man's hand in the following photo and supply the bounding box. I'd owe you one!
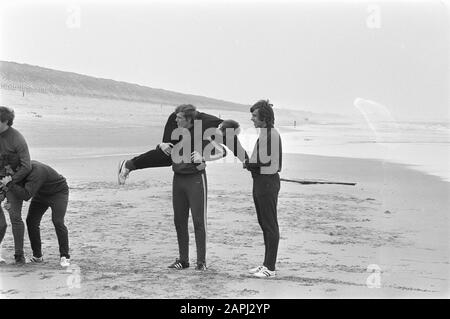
[3,200,11,211]
[0,175,12,186]
[196,162,206,171]
[159,143,174,156]
[191,151,204,163]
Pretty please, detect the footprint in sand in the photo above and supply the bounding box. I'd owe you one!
[239,288,259,296]
[40,273,53,280]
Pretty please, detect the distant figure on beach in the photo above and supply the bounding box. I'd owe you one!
[244,100,282,278]
[0,160,71,268]
[0,106,31,265]
[117,107,246,185]
[167,104,229,271]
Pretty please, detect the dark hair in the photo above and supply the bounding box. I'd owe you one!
[250,100,275,127]
[220,119,240,131]
[175,104,198,124]
[0,106,15,126]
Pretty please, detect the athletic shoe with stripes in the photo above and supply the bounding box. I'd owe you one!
[168,258,189,270]
[28,256,44,263]
[195,262,207,271]
[253,266,276,278]
[60,257,71,267]
[118,160,130,185]
[248,265,265,274]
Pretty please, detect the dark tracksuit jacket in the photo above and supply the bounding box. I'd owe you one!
[171,127,212,265]
[8,161,70,258]
[131,112,223,169]
[245,127,282,271]
[0,126,32,257]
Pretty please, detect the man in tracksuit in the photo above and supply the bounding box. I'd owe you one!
[117,107,246,184]
[168,104,227,271]
[1,160,71,267]
[244,100,282,279]
[0,106,32,264]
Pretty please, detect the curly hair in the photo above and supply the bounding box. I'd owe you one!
[0,106,15,126]
[250,100,275,128]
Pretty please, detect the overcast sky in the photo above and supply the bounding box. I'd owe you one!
[0,0,448,120]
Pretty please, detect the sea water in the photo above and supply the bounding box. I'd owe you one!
[275,121,450,182]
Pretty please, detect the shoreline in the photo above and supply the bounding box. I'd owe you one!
[281,151,450,184]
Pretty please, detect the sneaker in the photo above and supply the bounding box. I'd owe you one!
[0,256,5,264]
[118,160,130,185]
[248,265,264,274]
[253,266,276,278]
[14,255,26,265]
[60,257,70,267]
[168,258,189,270]
[28,255,44,263]
[195,262,207,271]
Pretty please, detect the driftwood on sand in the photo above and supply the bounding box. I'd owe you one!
[280,177,356,186]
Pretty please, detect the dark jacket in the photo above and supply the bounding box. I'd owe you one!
[8,160,68,201]
[245,127,282,176]
[171,126,209,175]
[162,112,223,144]
[0,127,31,183]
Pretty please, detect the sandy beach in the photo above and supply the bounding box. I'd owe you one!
[0,91,449,298]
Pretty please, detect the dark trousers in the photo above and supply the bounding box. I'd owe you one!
[252,173,280,271]
[130,136,245,170]
[131,147,172,170]
[1,192,25,257]
[0,206,7,250]
[26,190,70,259]
[172,172,208,264]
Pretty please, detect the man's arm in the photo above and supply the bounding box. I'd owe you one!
[245,130,273,170]
[245,129,282,174]
[6,168,44,201]
[11,133,32,184]
[199,112,223,131]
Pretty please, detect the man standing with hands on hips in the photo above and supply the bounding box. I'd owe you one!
[244,100,282,279]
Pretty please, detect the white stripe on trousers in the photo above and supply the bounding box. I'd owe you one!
[201,173,207,261]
